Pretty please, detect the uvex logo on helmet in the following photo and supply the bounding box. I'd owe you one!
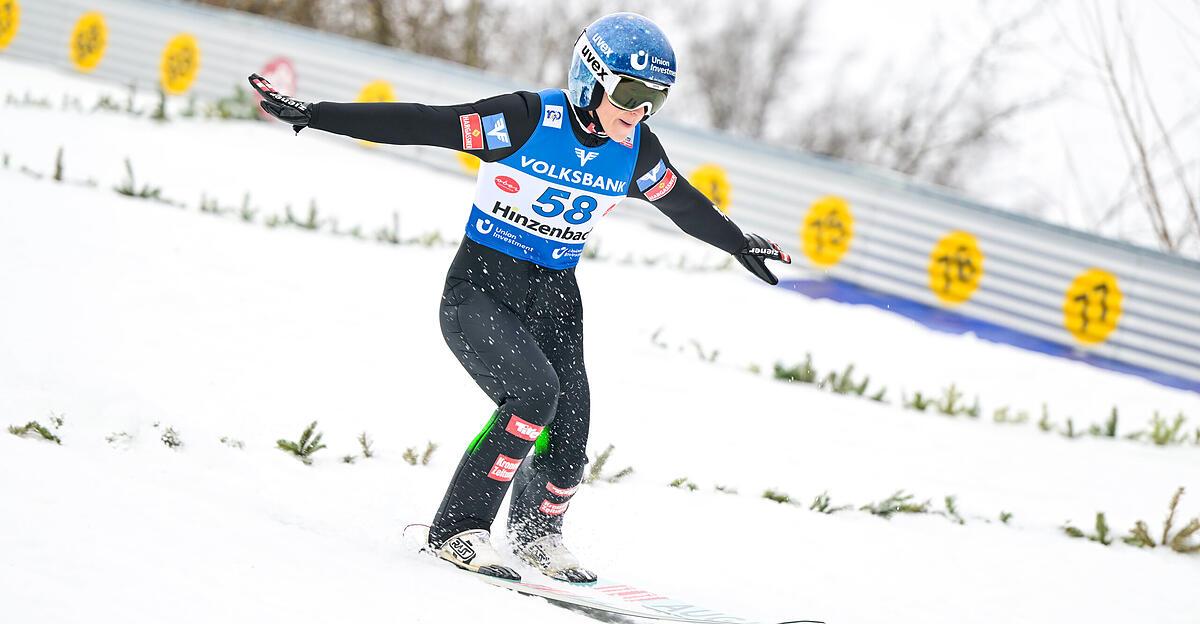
[579,39,610,81]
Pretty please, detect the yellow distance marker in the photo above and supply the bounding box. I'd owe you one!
[1063,268,1123,345]
[0,0,19,51]
[160,34,200,95]
[800,196,854,268]
[928,231,984,305]
[356,80,396,148]
[689,163,731,213]
[456,152,481,175]
[69,12,107,72]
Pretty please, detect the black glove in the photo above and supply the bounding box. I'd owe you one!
[248,73,311,134]
[735,233,792,285]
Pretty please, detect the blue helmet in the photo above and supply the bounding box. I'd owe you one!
[568,13,677,115]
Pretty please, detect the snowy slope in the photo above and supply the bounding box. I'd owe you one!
[2,59,1199,624]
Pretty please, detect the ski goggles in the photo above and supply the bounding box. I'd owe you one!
[574,35,670,115]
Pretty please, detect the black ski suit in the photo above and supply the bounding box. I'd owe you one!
[306,91,746,546]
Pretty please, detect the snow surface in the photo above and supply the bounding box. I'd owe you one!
[2,58,1199,624]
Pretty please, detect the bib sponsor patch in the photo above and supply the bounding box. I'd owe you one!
[488,453,522,482]
[543,104,564,129]
[483,112,511,150]
[494,175,520,193]
[460,113,483,150]
[505,415,544,441]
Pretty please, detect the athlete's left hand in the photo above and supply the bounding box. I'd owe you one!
[735,233,792,285]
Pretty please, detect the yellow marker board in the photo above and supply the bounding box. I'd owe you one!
[1063,268,1123,345]
[928,231,984,305]
[0,0,19,50]
[70,12,107,72]
[800,196,854,268]
[356,80,396,148]
[160,34,200,95]
[690,163,731,213]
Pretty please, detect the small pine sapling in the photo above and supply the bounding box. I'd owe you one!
[1149,412,1187,446]
[861,490,930,519]
[999,511,1013,524]
[762,489,792,504]
[276,421,327,465]
[941,495,966,525]
[160,426,183,449]
[773,354,817,384]
[1122,520,1156,548]
[936,384,966,416]
[903,391,934,412]
[1063,512,1112,546]
[669,477,699,491]
[8,421,62,445]
[1037,404,1054,432]
[809,491,851,514]
[421,441,438,466]
[1162,487,1200,553]
[53,147,64,182]
[584,444,634,484]
[358,432,374,458]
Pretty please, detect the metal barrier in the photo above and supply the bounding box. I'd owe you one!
[3,0,1198,387]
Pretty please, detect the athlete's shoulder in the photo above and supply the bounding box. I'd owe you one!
[635,122,663,152]
[471,91,542,121]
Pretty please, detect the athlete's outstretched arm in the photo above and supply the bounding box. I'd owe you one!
[631,127,791,284]
[248,73,540,162]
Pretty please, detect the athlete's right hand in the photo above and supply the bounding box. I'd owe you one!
[248,73,311,133]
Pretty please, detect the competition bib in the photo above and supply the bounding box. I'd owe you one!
[463,89,639,269]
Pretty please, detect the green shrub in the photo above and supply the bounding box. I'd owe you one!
[277,421,327,465]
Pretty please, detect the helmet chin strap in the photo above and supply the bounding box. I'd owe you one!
[569,101,607,138]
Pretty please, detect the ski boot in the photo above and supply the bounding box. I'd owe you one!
[433,529,521,581]
[511,533,597,584]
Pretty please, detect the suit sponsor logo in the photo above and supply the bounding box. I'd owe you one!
[636,159,667,192]
[475,217,494,235]
[546,482,579,497]
[488,454,522,482]
[505,415,544,441]
[543,105,563,129]
[460,113,483,150]
[644,168,677,201]
[483,112,511,149]
[494,176,520,193]
[574,148,599,167]
[518,156,626,194]
[552,247,570,259]
[539,499,569,516]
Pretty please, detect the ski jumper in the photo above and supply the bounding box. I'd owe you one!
[306,89,746,547]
